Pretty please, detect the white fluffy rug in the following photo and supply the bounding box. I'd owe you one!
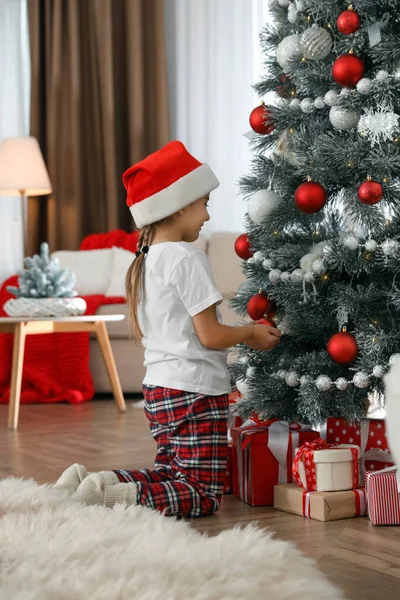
[0,478,344,600]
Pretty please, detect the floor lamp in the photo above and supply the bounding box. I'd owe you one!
[0,137,52,259]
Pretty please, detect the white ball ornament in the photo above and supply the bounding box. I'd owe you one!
[354,225,368,239]
[373,365,385,378]
[344,235,359,250]
[382,239,400,256]
[290,98,301,109]
[300,98,314,114]
[247,256,255,264]
[269,269,282,284]
[335,378,349,391]
[365,240,377,252]
[268,0,279,7]
[248,189,281,226]
[314,96,325,109]
[315,375,332,391]
[295,0,305,10]
[356,78,372,95]
[389,353,400,366]
[287,3,298,23]
[246,366,256,378]
[291,269,304,283]
[253,250,265,264]
[329,106,359,131]
[300,25,332,61]
[324,90,338,106]
[285,371,300,387]
[280,271,291,283]
[311,259,325,275]
[276,34,301,72]
[376,70,389,81]
[278,0,290,6]
[353,372,370,389]
[263,258,275,270]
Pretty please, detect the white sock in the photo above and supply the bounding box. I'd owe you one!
[71,471,120,506]
[53,463,90,495]
[103,482,139,508]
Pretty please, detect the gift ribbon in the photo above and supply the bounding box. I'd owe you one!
[360,419,394,479]
[293,438,359,492]
[302,488,366,519]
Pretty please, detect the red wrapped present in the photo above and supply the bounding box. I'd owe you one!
[326,418,394,476]
[292,438,359,492]
[365,466,400,525]
[223,443,233,494]
[231,418,319,506]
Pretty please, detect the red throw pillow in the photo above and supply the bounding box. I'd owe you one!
[80,229,140,252]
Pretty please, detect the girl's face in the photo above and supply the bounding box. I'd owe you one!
[178,196,210,242]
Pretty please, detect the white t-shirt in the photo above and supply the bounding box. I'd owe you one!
[139,242,231,396]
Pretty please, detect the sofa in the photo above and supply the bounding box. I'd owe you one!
[53,232,245,394]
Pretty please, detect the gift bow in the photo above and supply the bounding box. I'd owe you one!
[292,438,359,492]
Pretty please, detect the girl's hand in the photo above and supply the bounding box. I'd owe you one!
[246,324,282,351]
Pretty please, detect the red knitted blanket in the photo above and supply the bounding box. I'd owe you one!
[0,230,139,405]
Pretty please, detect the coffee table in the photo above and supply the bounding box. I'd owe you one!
[0,315,127,430]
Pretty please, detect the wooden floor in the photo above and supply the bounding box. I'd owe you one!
[1,400,399,600]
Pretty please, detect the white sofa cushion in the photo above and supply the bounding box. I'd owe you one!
[51,249,112,296]
[106,247,136,297]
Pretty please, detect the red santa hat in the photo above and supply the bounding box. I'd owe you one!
[123,141,219,228]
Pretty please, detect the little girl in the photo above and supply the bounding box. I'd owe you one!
[54,141,281,517]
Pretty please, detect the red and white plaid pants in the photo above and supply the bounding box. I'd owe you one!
[114,385,229,518]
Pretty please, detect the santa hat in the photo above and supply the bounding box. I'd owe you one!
[123,141,219,228]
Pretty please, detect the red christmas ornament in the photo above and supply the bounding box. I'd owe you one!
[332,54,364,87]
[358,178,383,205]
[257,318,277,328]
[327,330,359,364]
[249,103,274,135]
[337,9,361,35]
[247,292,273,321]
[234,233,253,260]
[294,181,327,214]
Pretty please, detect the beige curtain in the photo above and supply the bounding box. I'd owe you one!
[27,0,169,253]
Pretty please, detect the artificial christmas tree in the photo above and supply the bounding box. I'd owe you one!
[231,0,400,425]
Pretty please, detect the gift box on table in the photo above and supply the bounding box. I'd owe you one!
[231,418,319,506]
[293,439,360,492]
[365,467,400,526]
[274,483,367,522]
[326,418,394,475]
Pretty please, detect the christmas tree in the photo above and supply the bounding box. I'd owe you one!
[231,0,400,425]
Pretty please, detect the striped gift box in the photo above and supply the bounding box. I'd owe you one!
[365,467,400,526]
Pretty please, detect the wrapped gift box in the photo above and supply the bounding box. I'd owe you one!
[223,443,233,494]
[293,441,360,492]
[326,418,394,474]
[231,419,319,506]
[365,467,400,526]
[274,483,367,522]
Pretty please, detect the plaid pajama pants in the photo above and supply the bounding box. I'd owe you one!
[114,385,229,518]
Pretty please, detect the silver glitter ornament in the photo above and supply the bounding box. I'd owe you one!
[269,269,282,284]
[290,98,301,109]
[263,258,275,270]
[356,78,372,95]
[376,70,389,81]
[315,375,332,391]
[335,377,349,391]
[381,239,400,256]
[389,353,400,365]
[311,259,325,274]
[248,189,281,226]
[324,90,338,106]
[372,365,385,378]
[287,3,298,23]
[253,250,265,264]
[314,96,325,109]
[329,106,359,131]
[276,34,302,72]
[344,235,359,250]
[365,240,377,252]
[300,25,332,61]
[300,98,314,114]
[353,372,370,389]
[278,0,290,6]
[280,271,291,282]
[291,269,304,283]
[285,371,300,387]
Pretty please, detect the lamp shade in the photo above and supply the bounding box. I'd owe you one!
[0,137,52,196]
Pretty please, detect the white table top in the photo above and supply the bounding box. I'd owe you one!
[0,315,125,323]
